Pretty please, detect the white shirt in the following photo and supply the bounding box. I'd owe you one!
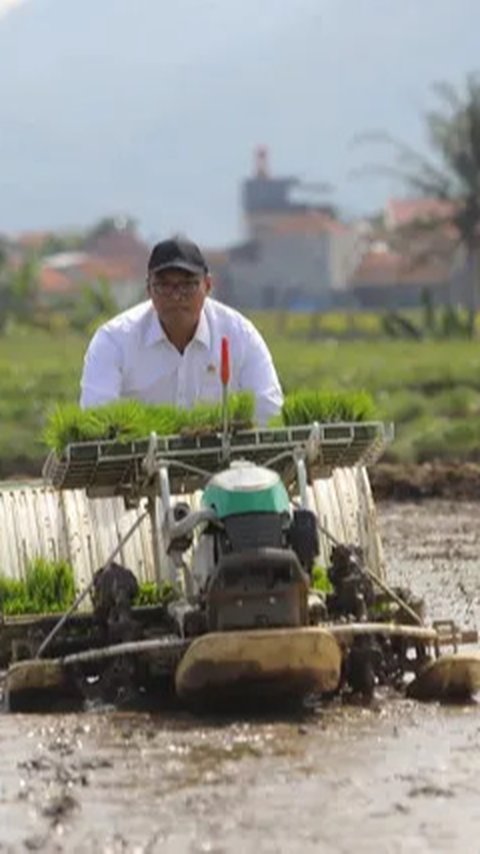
[80,297,283,425]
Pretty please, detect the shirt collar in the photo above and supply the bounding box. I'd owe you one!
[144,303,211,349]
[193,307,211,348]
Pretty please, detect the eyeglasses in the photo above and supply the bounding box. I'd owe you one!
[150,278,202,297]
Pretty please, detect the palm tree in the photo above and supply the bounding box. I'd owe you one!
[356,74,480,333]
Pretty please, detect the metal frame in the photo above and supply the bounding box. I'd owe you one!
[42,421,394,588]
[43,421,394,498]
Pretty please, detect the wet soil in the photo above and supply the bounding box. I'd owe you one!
[370,461,480,502]
[1,501,480,853]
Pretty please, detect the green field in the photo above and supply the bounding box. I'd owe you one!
[1,317,480,473]
[268,336,480,463]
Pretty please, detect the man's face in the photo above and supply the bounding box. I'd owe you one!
[147,267,211,327]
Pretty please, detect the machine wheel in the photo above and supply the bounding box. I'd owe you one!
[4,659,82,713]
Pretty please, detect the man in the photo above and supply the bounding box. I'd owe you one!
[80,236,283,424]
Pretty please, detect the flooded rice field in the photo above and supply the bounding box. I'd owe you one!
[1,500,480,853]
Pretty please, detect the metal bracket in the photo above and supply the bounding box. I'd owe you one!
[432,619,459,656]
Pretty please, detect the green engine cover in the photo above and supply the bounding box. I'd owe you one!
[202,462,290,518]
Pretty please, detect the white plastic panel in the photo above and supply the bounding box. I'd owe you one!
[0,468,385,587]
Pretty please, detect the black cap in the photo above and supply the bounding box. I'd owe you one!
[147,237,208,276]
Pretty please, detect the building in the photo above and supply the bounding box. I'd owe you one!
[38,250,145,309]
[7,175,470,315]
[350,241,453,309]
[349,197,469,310]
[210,148,366,310]
[9,219,150,310]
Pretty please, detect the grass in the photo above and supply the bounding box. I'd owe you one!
[268,338,480,396]
[249,311,384,339]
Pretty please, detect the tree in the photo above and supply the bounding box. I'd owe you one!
[6,257,40,323]
[71,277,118,332]
[356,74,480,334]
[0,245,9,330]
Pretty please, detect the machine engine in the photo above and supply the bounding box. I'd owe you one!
[197,462,319,632]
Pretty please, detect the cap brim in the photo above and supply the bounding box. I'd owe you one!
[149,260,206,275]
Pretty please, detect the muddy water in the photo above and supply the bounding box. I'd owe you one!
[1,501,480,854]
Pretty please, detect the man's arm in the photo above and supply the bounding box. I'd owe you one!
[80,328,123,408]
[238,325,283,425]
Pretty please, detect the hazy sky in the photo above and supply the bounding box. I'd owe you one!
[1,0,480,245]
[0,0,24,16]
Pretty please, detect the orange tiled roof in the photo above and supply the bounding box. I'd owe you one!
[38,267,73,294]
[84,230,149,278]
[73,255,140,281]
[352,245,451,287]
[386,198,454,228]
[37,252,144,295]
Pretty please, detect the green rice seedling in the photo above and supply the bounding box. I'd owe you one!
[134,581,177,606]
[93,399,153,441]
[183,400,224,433]
[43,403,103,453]
[0,575,29,616]
[25,557,76,613]
[142,393,254,436]
[266,414,284,428]
[0,559,76,615]
[281,389,377,426]
[44,401,187,451]
[182,392,255,434]
[311,564,333,594]
[230,390,255,426]
[335,390,377,422]
[45,388,374,453]
[92,400,189,441]
[44,393,256,453]
[142,403,189,436]
[281,390,330,425]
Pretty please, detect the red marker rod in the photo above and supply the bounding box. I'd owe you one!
[221,336,230,386]
[221,337,230,440]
